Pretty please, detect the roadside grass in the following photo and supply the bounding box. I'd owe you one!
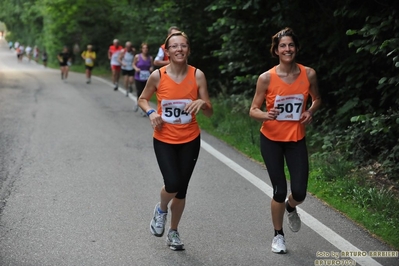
[46,62,111,78]
[196,98,399,250]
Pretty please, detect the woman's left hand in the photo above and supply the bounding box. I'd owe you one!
[300,110,313,125]
[185,100,206,115]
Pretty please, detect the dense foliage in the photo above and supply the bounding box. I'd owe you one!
[1,0,398,181]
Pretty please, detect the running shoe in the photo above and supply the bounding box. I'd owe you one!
[286,199,301,232]
[150,203,167,237]
[133,103,139,112]
[114,84,118,91]
[126,90,129,97]
[166,230,185,251]
[271,234,286,254]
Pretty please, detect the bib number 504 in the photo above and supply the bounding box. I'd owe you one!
[164,107,190,118]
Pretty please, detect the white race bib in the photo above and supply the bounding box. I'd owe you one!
[139,70,150,80]
[161,99,192,124]
[274,94,304,121]
[85,58,93,64]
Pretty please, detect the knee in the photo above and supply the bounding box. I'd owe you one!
[175,191,187,199]
[272,188,287,203]
[164,181,179,194]
[292,191,307,203]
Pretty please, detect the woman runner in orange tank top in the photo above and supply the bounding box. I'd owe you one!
[249,27,321,254]
[138,31,213,251]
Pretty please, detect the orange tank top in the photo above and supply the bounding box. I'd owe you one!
[153,65,200,144]
[161,44,168,61]
[260,63,310,142]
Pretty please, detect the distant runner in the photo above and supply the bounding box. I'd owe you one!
[33,46,40,62]
[108,39,123,91]
[153,26,180,68]
[81,45,96,84]
[118,41,136,96]
[17,44,24,62]
[42,50,48,67]
[57,46,72,81]
[25,45,32,62]
[133,42,154,115]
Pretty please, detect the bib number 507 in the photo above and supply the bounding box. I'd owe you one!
[276,103,302,114]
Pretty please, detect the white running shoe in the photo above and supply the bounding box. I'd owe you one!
[150,203,167,237]
[166,230,185,251]
[286,199,301,232]
[133,102,139,112]
[271,234,287,254]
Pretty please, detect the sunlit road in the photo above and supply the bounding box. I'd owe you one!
[0,39,397,266]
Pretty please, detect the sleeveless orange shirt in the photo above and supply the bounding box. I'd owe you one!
[153,65,200,144]
[260,63,310,142]
[161,44,169,61]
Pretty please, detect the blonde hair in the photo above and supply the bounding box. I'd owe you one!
[164,31,189,49]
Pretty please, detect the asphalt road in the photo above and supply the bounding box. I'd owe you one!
[0,39,397,266]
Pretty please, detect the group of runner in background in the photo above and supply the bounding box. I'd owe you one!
[9,40,47,66]
[7,27,176,109]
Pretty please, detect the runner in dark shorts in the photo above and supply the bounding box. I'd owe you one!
[57,46,72,81]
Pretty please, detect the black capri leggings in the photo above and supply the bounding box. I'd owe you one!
[153,135,201,199]
[135,80,146,99]
[260,133,309,203]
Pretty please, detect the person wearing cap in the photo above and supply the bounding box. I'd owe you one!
[81,45,96,84]
[108,39,123,90]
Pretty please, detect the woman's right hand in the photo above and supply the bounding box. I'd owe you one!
[149,111,163,130]
[267,107,280,120]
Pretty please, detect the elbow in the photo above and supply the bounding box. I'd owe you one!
[249,108,255,118]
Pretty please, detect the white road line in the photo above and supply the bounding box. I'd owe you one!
[69,71,384,265]
[200,141,382,266]
[93,76,139,103]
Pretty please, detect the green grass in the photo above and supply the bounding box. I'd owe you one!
[197,98,399,250]
[46,61,111,77]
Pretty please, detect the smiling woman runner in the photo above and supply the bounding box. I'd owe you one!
[138,31,213,251]
[249,27,321,254]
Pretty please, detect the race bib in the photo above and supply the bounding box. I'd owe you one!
[274,94,304,121]
[161,99,192,124]
[85,58,93,64]
[139,70,150,80]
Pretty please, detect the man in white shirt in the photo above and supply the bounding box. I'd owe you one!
[25,45,32,61]
[154,26,180,67]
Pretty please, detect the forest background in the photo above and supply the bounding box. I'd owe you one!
[0,0,398,249]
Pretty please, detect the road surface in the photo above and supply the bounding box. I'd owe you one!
[0,39,397,266]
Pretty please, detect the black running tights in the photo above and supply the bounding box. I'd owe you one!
[153,135,201,199]
[260,133,309,203]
